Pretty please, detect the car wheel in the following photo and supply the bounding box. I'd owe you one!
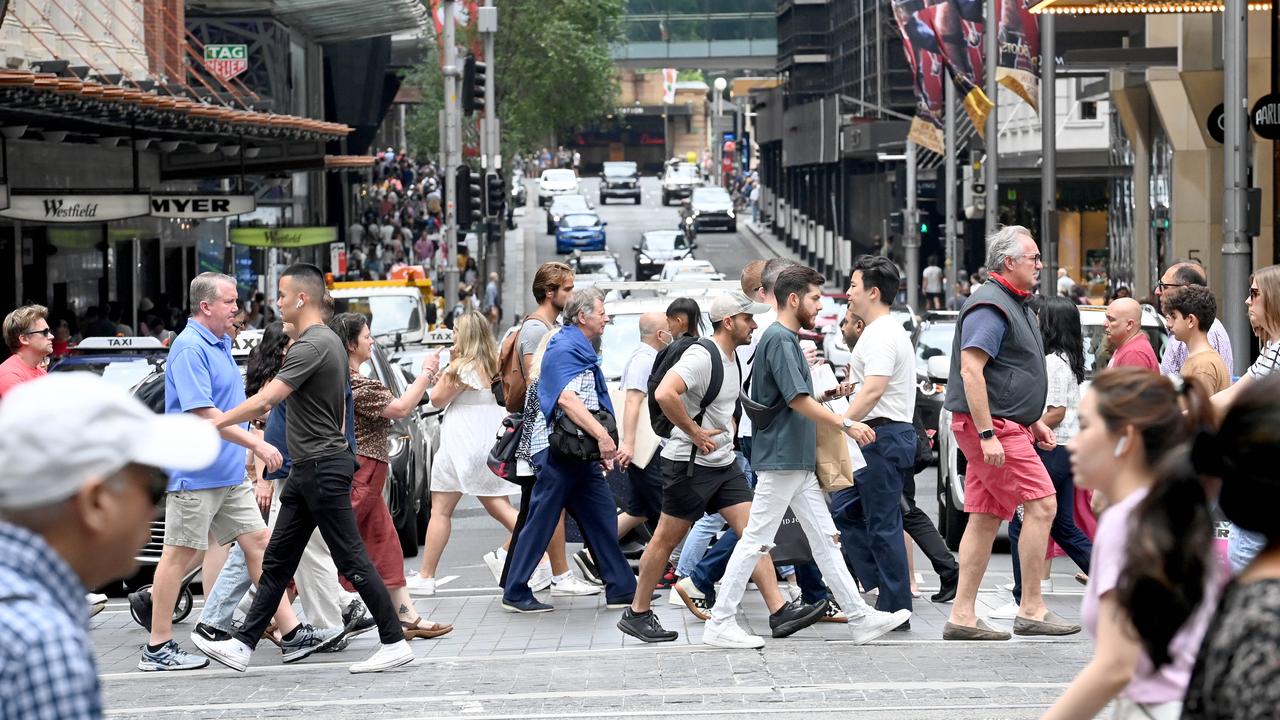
[599,195,606,205]
[938,461,968,552]
[661,193,669,206]
[729,222,737,233]
[415,475,431,545]
[634,196,641,205]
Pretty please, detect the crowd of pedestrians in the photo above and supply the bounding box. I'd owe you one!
[2,218,1280,717]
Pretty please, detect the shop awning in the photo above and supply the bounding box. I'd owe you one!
[1030,0,1270,12]
[325,155,378,170]
[187,0,429,42]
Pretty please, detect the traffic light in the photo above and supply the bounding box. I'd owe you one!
[455,165,483,227]
[485,170,505,218]
[461,54,486,116]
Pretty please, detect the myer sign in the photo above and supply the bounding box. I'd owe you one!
[0,194,150,222]
[150,195,255,219]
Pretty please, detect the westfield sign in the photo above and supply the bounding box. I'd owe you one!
[0,193,255,222]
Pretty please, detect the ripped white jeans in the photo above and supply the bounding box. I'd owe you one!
[708,469,875,624]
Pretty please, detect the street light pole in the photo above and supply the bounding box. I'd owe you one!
[480,1,500,287]
[1223,0,1251,377]
[984,0,999,238]
[1040,14,1057,296]
[905,139,920,310]
[945,78,958,306]
[442,0,461,310]
[714,76,727,188]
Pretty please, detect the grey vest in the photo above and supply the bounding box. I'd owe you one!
[943,279,1047,426]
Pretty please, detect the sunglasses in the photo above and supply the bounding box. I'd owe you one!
[1249,288,1261,300]
[232,322,246,331]
[22,328,54,337]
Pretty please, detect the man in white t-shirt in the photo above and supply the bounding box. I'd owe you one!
[615,312,671,539]
[830,255,919,617]
[617,292,828,644]
[922,256,944,310]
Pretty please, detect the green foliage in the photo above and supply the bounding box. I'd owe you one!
[403,0,625,159]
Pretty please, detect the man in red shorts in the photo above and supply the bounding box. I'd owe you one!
[941,226,1081,641]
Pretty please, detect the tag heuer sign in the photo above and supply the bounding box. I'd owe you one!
[0,194,149,222]
[204,44,249,82]
[150,195,255,219]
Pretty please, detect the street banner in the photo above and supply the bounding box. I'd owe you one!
[230,226,338,248]
[662,68,678,105]
[926,0,994,131]
[891,0,947,153]
[204,45,248,82]
[150,195,255,219]
[996,0,1041,113]
[0,194,149,222]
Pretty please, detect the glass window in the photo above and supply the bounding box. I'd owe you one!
[335,296,423,338]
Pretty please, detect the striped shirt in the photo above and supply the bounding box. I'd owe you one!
[1248,339,1280,380]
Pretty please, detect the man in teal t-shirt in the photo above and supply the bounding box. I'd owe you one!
[701,265,911,649]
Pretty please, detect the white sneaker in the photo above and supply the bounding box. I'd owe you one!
[482,550,505,585]
[987,600,1020,620]
[550,574,602,596]
[405,572,436,597]
[847,608,911,645]
[783,583,802,602]
[86,592,107,618]
[668,587,685,606]
[192,636,253,673]
[703,619,765,649]
[529,560,553,592]
[349,640,415,674]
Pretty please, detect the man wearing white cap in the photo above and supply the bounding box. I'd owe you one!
[0,373,219,719]
[617,291,827,644]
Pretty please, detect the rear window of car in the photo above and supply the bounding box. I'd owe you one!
[542,169,576,182]
[643,232,687,251]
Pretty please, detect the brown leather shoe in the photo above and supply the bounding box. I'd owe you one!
[402,618,453,640]
[1013,610,1081,637]
[942,618,1012,641]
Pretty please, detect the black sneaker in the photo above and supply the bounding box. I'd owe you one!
[573,549,603,586]
[129,589,153,632]
[769,598,830,639]
[340,599,376,641]
[191,622,232,643]
[617,608,678,643]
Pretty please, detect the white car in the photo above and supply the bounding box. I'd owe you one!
[933,302,1170,550]
[660,163,702,206]
[658,259,717,283]
[537,168,581,207]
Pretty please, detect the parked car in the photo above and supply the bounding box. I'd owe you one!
[660,162,701,205]
[679,186,737,232]
[554,212,607,254]
[546,193,592,235]
[933,303,1169,551]
[537,168,580,207]
[911,312,959,445]
[568,249,626,281]
[599,161,641,205]
[633,230,696,281]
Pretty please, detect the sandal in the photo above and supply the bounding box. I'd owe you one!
[402,618,453,640]
[262,622,282,647]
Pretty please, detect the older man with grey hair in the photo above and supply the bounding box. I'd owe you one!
[501,287,638,613]
[942,226,1080,641]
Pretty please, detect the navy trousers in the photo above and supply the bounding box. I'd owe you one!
[828,422,915,613]
[503,450,637,604]
[1008,445,1092,603]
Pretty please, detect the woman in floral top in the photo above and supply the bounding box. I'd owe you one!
[330,313,452,641]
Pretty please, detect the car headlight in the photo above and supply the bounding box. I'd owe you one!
[727,209,735,218]
[918,379,945,396]
[388,433,409,457]
[638,253,651,263]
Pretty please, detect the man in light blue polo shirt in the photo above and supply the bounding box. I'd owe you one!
[139,272,295,671]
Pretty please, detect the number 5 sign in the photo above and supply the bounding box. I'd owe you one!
[204,45,248,82]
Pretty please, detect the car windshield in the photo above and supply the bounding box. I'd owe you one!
[577,258,620,277]
[561,214,599,229]
[333,295,423,337]
[51,356,158,391]
[542,169,575,182]
[667,165,699,180]
[603,163,636,177]
[915,323,957,375]
[693,188,731,203]
[551,197,589,213]
[643,232,688,251]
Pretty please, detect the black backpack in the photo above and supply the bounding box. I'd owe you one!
[647,336,731,440]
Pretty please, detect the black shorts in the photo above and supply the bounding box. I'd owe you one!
[625,461,664,520]
[660,457,754,523]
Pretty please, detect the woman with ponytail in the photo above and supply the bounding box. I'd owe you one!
[1043,367,1222,720]
[1182,376,1280,719]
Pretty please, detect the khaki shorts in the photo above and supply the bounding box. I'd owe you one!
[163,480,266,550]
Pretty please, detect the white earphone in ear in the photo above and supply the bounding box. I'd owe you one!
[295,299,304,309]
[1114,436,1128,458]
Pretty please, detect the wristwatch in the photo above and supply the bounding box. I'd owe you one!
[978,428,996,440]
[842,418,856,431]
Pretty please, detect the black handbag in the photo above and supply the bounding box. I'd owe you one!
[487,412,524,481]
[548,408,618,462]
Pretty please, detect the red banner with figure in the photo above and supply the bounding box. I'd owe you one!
[996,0,1041,112]
[891,0,947,153]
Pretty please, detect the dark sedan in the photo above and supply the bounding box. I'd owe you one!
[633,230,697,281]
[599,161,641,204]
[679,187,737,232]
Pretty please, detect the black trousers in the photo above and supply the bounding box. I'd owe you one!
[902,469,960,584]
[234,451,403,647]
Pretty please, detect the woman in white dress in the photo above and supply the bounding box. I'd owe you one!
[408,312,518,594]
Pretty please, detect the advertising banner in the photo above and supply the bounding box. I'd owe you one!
[996,0,1041,113]
[890,0,947,153]
[150,195,256,219]
[662,68,678,105]
[230,227,338,248]
[0,194,149,223]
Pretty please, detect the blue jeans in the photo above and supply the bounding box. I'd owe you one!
[1008,445,1092,603]
[676,513,725,578]
[1228,525,1267,574]
[198,543,251,634]
[504,450,637,604]
[828,422,915,613]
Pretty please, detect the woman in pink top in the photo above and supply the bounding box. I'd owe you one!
[1044,368,1222,720]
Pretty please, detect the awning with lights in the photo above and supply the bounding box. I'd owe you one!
[1030,0,1271,13]
[187,0,429,43]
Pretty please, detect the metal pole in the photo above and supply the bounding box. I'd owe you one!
[945,78,958,306]
[481,0,500,287]
[905,140,920,310]
[984,0,999,237]
[442,0,461,309]
[1223,0,1251,377]
[1040,14,1056,296]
